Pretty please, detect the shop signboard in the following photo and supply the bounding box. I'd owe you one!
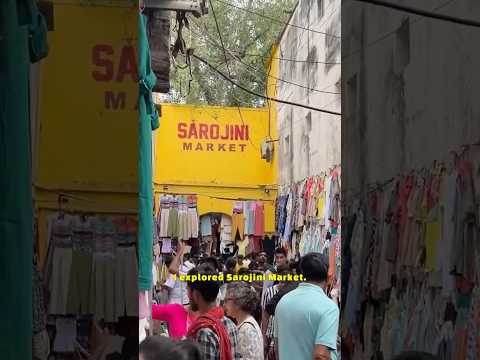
[155,104,277,188]
[35,2,138,193]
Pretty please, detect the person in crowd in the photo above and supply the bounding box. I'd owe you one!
[261,248,288,325]
[274,253,339,360]
[273,248,288,270]
[217,257,238,306]
[224,282,264,360]
[151,302,198,340]
[217,257,225,271]
[201,256,222,272]
[234,254,249,273]
[237,267,251,276]
[139,336,202,360]
[264,279,300,319]
[233,268,263,325]
[257,251,275,272]
[249,269,265,297]
[245,253,256,269]
[186,263,240,360]
[263,249,288,289]
[260,264,291,359]
[224,257,237,277]
[166,241,196,305]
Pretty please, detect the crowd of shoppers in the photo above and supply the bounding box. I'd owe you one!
[145,240,340,360]
[142,241,445,360]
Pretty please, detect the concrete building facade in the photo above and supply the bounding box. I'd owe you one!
[342,0,480,199]
[274,0,341,186]
[341,2,480,357]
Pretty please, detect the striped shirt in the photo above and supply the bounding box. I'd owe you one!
[261,285,279,339]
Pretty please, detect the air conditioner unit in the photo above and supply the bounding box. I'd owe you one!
[143,0,208,17]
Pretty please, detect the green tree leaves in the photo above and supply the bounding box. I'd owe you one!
[168,0,296,107]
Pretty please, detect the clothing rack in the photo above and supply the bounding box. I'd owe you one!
[341,147,480,358]
[277,166,341,194]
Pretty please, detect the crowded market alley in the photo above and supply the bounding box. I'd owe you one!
[2,0,480,360]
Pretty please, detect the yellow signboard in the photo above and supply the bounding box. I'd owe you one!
[154,104,278,233]
[35,3,138,193]
[155,104,277,188]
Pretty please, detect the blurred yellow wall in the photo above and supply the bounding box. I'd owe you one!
[34,2,138,266]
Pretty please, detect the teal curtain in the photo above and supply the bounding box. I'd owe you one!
[138,13,159,291]
[0,0,48,358]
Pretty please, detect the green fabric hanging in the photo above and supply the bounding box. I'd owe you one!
[138,13,159,291]
[0,0,48,358]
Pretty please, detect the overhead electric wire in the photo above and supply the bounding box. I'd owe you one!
[239,52,340,65]
[208,0,259,150]
[352,0,480,28]
[192,53,341,116]
[208,0,231,75]
[214,0,340,38]
[190,26,341,95]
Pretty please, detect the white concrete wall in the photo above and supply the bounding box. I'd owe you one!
[342,0,480,198]
[276,0,342,186]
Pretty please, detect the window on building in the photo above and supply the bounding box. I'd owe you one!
[394,18,410,73]
[317,0,324,18]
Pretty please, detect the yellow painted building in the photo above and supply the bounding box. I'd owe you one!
[33,2,138,265]
[154,103,278,233]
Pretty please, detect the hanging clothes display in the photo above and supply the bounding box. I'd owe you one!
[274,167,342,301]
[232,209,245,241]
[200,214,213,237]
[231,200,267,256]
[245,201,256,236]
[254,202,265,238]
[42,213,138,357]
[341,147,480,360]
[156,195,200,243]
[220,214,233,254]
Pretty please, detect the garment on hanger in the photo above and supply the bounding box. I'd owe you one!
[200,215,212,236]
[220,214,232,243]
[232,211,245,241]
[254,202,265,237]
